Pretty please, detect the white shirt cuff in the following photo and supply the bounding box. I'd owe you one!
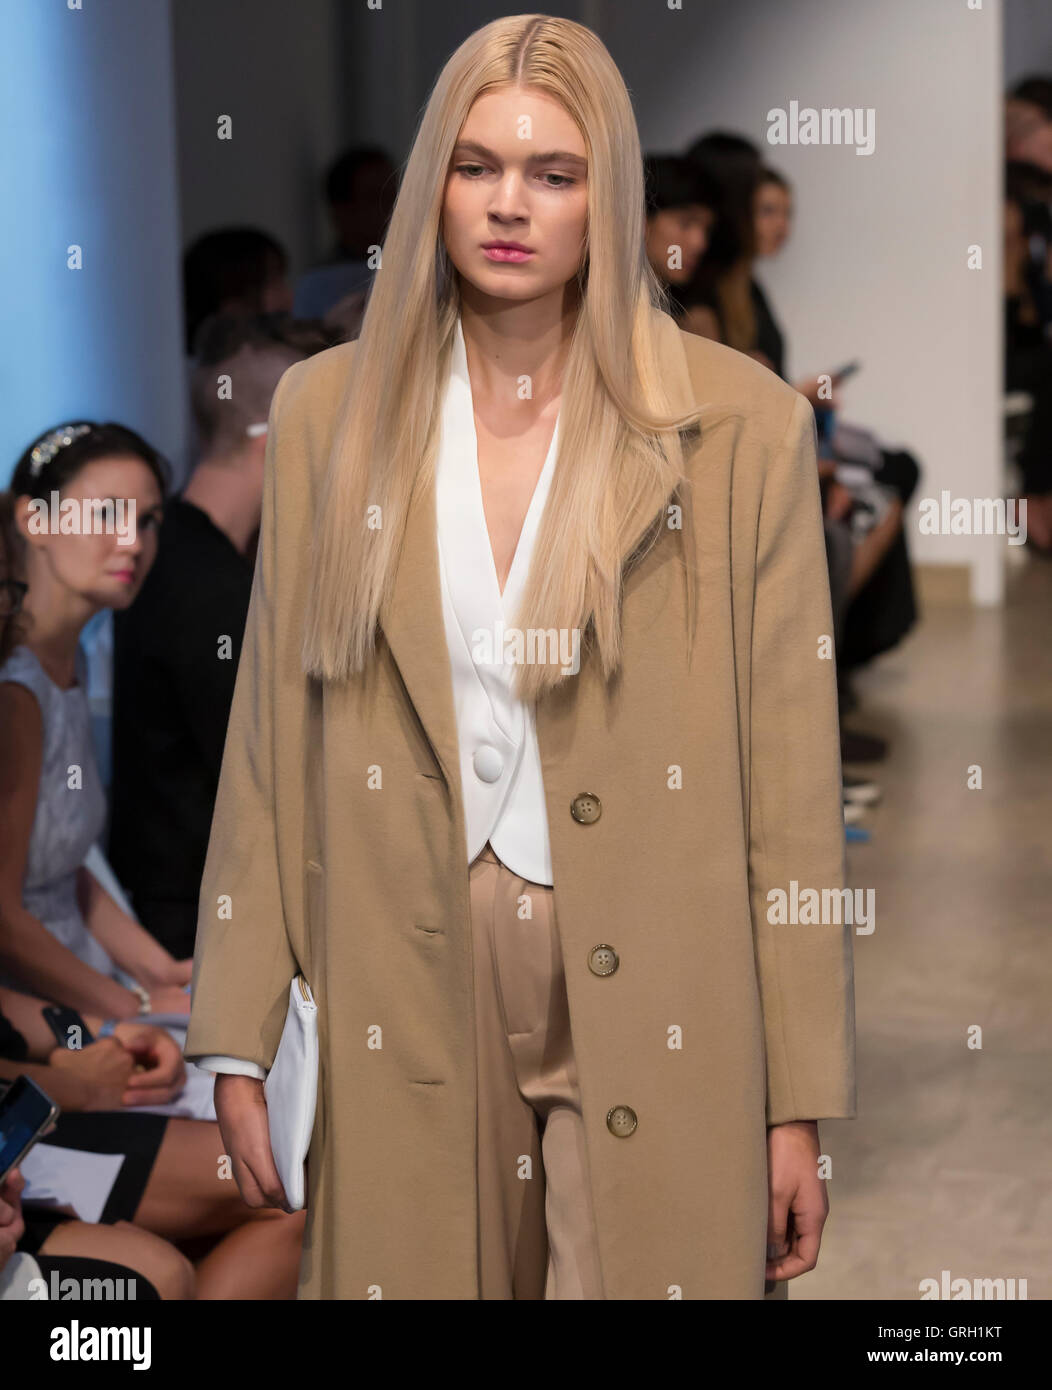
[194,1055,267,1080]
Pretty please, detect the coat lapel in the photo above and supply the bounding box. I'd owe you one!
[379,462,463,791]
[378,309,698,786]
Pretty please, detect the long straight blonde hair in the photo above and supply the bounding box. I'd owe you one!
[301,14,708,702]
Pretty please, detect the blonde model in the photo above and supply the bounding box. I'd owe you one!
[186,14,855,1301]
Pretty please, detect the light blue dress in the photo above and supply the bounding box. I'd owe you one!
[0,642,218,1124]
[0,642,130,986]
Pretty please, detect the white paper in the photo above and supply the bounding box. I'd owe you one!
[19,1143,125,1224]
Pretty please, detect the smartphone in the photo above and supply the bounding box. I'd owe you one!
[0,1075,61,1184]
[831,360,862,384]
[42,1005,95,1050]
[815,405,837,458]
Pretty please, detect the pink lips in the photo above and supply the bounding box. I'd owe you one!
[482,244,535,263]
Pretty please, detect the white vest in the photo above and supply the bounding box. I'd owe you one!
[436,315,558,886]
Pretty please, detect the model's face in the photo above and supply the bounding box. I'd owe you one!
[441,85,589,302]
[18,456,163,612]
[645,205,713,285]
[754,183,792,258]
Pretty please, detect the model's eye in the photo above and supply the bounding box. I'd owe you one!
[541,172,576,189]
[457,163,486,178]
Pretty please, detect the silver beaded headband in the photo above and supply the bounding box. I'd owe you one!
[28,424,92,478]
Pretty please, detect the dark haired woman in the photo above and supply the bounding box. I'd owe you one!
[642,153,716,323]
[0,440,306,1297]
[0,424,189,1017]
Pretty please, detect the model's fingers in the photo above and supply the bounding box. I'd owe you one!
[788,1188,826,1272]
[767,1247,811,1281]
[242,1150,292,1212]
[766,1183,791,1260]
[767,1194,825,1280]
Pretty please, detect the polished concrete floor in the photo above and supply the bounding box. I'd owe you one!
[799,552,1052,1300]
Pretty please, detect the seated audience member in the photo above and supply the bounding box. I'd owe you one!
[177,228,296,482]
[678,131,764,350]
[682,138,857,408]
[642,152,716,320]
[109,315,334,959]
[1005,75,1052,175]
[749,162,920,759]
[0,436,195,1017]
[1,1166,173,1301]
[681,135,920,773]
[0,986,304,1299]
[182,228,294,359]
[1004,160,1052,551]
[323,283,371,341]
[0,486,305,1289]
[293,144,396,320]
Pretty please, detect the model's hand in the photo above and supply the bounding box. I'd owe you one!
[111,1023,186,1105]
[213,1073,293,1214]
[765,1120,828,1281]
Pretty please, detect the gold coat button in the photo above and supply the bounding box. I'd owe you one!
[588,944,619,976]
[570,792,601,825]
[606,1105,637,1137]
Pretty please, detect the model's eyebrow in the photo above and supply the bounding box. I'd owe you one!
[453,140,587,169]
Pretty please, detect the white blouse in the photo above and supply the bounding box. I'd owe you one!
[200,315,558,1079]
[437,313,558,886]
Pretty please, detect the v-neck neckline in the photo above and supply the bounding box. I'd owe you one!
[454,316,560,610]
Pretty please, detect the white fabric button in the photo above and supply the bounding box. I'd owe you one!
[473,745,504,783]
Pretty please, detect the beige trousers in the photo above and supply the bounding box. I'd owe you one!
[470,841,605,1300]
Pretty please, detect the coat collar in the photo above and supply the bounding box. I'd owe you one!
[379,308,697,791]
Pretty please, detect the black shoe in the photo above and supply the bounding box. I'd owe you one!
[841,729,888,763]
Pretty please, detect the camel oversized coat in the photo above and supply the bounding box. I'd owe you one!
[185,309,856,1300]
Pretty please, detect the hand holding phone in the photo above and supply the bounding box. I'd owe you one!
[830,360,862,385]
[0,1076,60,1186]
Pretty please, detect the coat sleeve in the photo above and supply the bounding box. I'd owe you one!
[183,365,300,1072]
[748,391,857,1125]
